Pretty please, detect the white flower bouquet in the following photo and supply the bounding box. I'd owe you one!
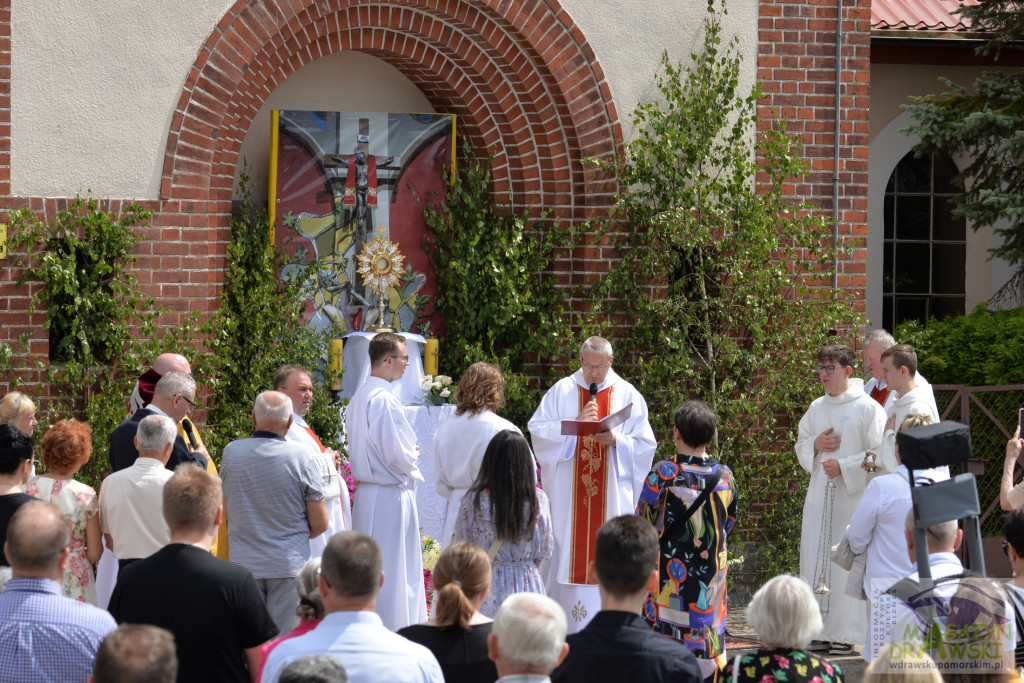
[421,374,455,406]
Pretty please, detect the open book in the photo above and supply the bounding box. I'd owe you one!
[560,402,633,437]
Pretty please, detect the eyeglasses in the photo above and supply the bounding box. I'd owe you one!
[390,355,410,364]
[581,363,610,370]
[180,394,199,410]
[1003,540,1011,557]
[816,365,845,375]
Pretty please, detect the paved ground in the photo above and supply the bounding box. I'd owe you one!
[728,610,867,682]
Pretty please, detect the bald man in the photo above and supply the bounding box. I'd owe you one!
[221,391,328,633]
[128,353,192,417]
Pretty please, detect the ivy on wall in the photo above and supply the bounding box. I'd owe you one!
[1,176,344,490]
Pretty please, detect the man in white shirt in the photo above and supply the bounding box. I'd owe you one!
[274,364,351,556]
[870,345,940,474]
[886,513,1014,675]
[488,593,569,683]
[345,332,425,630]
[259,531,443,683]
[99,415,176,571]
[527,336,656,633]
[846,413,945,661]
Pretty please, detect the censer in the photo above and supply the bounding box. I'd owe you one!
[811,477,836,616]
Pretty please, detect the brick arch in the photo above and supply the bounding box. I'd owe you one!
[161,0,622,221]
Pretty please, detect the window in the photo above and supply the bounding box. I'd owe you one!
[882,151,966,330]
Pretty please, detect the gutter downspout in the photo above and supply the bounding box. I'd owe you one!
[833,0,844,289]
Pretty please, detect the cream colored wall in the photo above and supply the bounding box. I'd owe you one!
[868,64,1015,325]
[10,0,757,201]
[11,0,235,199]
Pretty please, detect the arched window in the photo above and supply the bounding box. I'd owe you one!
[882,151,966,330]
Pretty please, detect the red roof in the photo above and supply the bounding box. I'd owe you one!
[871,0,981,32]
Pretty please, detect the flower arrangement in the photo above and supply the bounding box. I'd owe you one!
[341,458,356,507]
[421,531,441,613]
[421,374,455,406]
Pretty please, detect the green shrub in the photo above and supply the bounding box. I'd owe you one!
[896,304,1024,386]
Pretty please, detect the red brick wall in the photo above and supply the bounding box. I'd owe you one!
[1,0,622,391]
[758,0,870,309]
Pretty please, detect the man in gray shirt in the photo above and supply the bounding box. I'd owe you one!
[221,391,328,633]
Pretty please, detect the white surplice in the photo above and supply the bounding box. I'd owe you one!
[875,384,941,474]
[286,414,351,558]
[433,409,523,547]
[527,368,656,634]
[797,378,886,644]
[864,372,933,413]
[345,376,426,631]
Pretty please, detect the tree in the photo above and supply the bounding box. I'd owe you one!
[421,148,578,426]
[904,1,1024,272]
[592,2,853,576]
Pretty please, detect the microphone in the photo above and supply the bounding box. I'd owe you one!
[589,383,598,403]
[182,419,200,450]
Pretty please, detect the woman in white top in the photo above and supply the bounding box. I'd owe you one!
[434,362,524,547]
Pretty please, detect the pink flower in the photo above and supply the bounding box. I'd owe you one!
[773,655,790,668]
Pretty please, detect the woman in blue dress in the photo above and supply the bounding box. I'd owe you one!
[453,430,553,617]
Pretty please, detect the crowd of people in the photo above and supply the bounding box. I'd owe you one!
[0,328,1020,682]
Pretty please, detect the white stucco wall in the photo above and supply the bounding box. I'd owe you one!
[10,0,756,201]
[11,0,234,199]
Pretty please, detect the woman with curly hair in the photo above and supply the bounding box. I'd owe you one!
[452,430,552,617]
[0,391,38,436]
[25,419,103,602]
[434,362,529,547]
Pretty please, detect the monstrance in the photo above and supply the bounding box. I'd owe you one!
[357,226,405,332]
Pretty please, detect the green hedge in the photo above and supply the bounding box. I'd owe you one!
[897,304,1024,386]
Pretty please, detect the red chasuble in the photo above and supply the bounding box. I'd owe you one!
[568,384,614,584]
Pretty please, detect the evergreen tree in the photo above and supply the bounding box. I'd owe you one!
[904,1,1024,272]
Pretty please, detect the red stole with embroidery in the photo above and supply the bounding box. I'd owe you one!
[869,384,891,407]
[568,384,613,584]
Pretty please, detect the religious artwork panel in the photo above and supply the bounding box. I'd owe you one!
[271,110,455,336]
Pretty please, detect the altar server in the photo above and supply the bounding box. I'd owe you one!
[796,344,885,655]
[345,332,426,630]
[434,361,525,547]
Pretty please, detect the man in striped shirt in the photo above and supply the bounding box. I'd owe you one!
[0,500,116,682]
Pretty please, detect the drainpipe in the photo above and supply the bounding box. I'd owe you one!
[832,0,844,289]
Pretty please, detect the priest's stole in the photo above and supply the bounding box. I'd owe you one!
[567,384,613,584]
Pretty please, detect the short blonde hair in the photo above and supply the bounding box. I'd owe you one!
[746,574,822,649]
[0,392,35,424]
[162,464,221,533]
